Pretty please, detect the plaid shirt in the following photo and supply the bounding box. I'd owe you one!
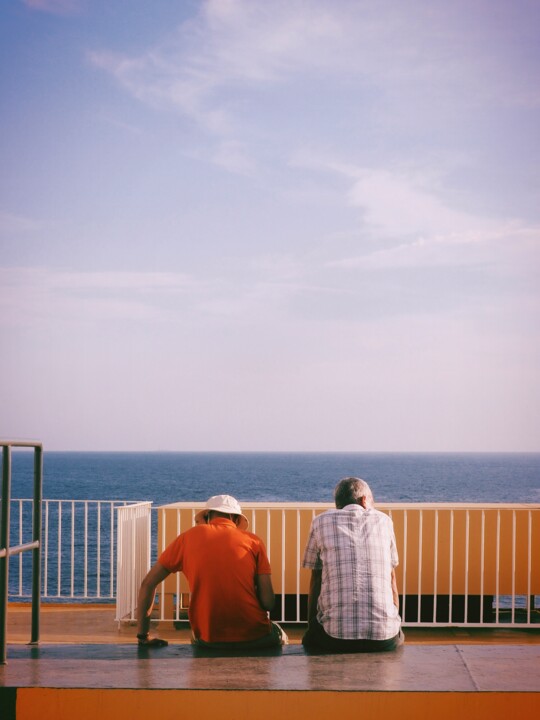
[303,504,401,640]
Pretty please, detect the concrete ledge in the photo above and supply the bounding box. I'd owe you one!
[1,643,539,691]
[2,643,540,720]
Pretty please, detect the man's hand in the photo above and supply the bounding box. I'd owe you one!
[137,634,168,648]
[136,562,171,640]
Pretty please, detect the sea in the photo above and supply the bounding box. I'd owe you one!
[9,450,540,504]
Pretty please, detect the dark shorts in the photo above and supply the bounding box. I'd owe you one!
[192,621,288,650]
[302,618,404,653]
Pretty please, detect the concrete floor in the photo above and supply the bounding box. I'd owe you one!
[2,604,540,693]
[6,603,540,645]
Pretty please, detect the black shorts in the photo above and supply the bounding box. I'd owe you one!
[302,618,404,653]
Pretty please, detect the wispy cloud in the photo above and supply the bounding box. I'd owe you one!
[212,140,254,175]
[90,1,539,129]
[329,223,540,272]
[0,268,202,327]
[346,169,489,238]
[49,270,197,292]
[88,0,540,189]
[290,152,540,274]
[0,261,358,331]
[88,0,341,150]
[22,0,84,15]
[0,211,40,234]
[0,263,314,328]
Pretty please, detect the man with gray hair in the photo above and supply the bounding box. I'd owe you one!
[302,477,403,652]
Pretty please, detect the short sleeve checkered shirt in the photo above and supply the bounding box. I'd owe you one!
[302,504,401,640]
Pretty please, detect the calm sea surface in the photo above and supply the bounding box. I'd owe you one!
[10,451,540,504]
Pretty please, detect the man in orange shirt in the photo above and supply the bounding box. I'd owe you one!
[136,495,287,648]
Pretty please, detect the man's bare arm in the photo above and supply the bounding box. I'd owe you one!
[391,568,399,609]
[256,573,275,611]
[137,562,170,646]
[307,569,322,625]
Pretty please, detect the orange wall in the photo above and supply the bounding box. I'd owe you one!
[17,688,540,720]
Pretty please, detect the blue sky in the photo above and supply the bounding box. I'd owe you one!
[1,0,539,451]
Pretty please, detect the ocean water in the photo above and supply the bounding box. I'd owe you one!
[9,450,540,504]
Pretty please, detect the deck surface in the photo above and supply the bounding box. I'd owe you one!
[6,602,540,645]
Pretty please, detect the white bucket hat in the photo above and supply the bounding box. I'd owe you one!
[194,494,249,530]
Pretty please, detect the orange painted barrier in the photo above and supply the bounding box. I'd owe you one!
[156,502,540,626]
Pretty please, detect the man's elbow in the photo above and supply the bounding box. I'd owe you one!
[139,576,152,594]
[139,568,162,594]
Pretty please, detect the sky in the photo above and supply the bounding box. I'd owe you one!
[1,0,539,452]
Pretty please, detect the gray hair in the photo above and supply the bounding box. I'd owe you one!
[334,477,372,509]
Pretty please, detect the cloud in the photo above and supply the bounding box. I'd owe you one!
[50,270,197,292]
[0,268,202,327]
[90,1,539,125]
[88,0,540,187]
[346,169,489,238]
[89,0,342,142]
[212,140,255,175]
[289,152,540,274]
[0,264,314,328]
[22,0,83,15]
[329,223,540,272]
[0,211,40,234]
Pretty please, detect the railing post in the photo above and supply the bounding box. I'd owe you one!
[31,445,43,644]
[0,445,12,665]
[0,440,43,663]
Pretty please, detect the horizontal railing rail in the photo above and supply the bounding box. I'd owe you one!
[0,541,40,558]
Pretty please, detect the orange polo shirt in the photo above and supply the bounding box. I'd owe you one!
[158,517,272,643]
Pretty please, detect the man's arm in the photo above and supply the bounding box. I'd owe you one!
[137,561,170,646]
[391,568,399,609]
[307,568,322,626]
[256,573,275,611]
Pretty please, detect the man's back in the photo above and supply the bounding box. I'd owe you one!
[304,504,401,640]
[158,517,272,643]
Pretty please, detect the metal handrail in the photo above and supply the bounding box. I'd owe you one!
[0,541,40,558]
[0,440,43,664]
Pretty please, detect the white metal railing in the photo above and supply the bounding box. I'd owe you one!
[8,499,135,602]
[10,499,540,629]
[386,505,539,627]
[115,502,152,622]
[154,502,540,628]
